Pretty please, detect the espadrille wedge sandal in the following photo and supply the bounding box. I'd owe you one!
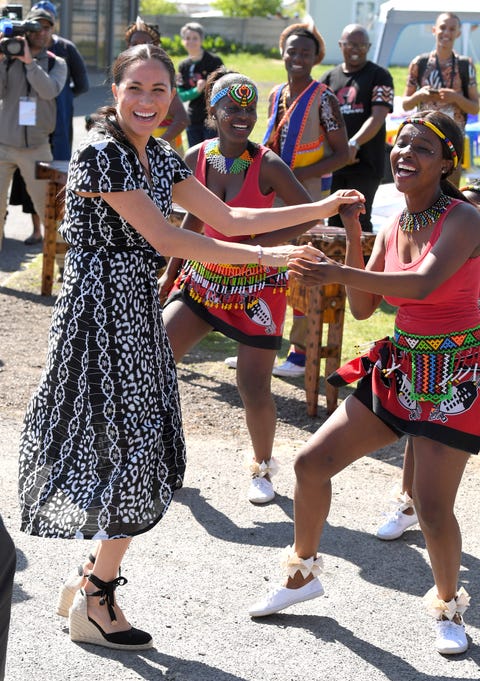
[56,552,97,618]
[69,574,152,650]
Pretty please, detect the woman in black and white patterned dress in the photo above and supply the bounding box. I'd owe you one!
[18,44,364,651]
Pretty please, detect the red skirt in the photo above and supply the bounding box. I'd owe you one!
[172,260,289,350]
[328,329,480,454]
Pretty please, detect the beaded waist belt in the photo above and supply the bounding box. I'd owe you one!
[178,260,288,309]
[392,325,480,403]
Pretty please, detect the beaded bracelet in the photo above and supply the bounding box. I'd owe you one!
[256,245,263,265]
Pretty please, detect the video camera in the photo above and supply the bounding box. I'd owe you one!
[0,6,41,57]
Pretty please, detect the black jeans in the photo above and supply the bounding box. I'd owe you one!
[0,516,15,681]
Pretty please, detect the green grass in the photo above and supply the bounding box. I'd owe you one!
[342,299,396,362]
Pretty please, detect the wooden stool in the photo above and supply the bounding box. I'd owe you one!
[289,226,376,416]
[36,161,68,296]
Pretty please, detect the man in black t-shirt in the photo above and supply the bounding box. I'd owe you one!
[177,22,223,147]
[321,24,394,231]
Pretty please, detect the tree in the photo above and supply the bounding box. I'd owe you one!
[285,0,306,17]
[212,0,283,18]
[140,0,178,14]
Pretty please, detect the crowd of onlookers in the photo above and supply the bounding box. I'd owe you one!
[2,9,478,367]
[0,10,478,255]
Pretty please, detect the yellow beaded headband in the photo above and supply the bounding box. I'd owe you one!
[398,117,458,168]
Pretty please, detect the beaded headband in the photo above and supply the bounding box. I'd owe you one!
[210,82,258,107]
[398,117,458,169]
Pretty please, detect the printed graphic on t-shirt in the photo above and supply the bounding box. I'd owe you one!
[336,85,364,115]
[372,84,394,106]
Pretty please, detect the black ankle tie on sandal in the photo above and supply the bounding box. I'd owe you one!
[87,573,128,622]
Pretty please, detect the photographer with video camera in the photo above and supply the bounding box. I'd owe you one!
[0,6,67,250]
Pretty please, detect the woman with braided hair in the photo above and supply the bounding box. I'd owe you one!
[250,111,480,656]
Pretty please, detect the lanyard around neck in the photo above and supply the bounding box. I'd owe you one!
[434,52,456,89]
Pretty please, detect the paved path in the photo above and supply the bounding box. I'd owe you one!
[3,411,480,680]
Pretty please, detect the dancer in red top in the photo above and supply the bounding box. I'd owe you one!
[375,177,480,542]
[249,111,480,656]
[160,69,324,504]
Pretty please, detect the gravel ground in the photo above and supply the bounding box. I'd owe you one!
[2,243,480,681]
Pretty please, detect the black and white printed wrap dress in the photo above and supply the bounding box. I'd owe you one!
[19,132,191,540]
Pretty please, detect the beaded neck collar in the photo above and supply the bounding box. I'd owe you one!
[205,139,256,174]
[399,193,452,232]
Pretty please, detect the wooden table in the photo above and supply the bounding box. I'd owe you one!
[36,160,69,296]
[289,225,376,417]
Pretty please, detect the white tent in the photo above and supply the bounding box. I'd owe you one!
[373,1,480,67]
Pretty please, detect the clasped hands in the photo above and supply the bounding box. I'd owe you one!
[288,192,366,286]
[418,85,458,105]
[288,247,338,287]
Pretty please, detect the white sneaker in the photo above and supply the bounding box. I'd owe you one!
[224,356,237,369]
[376,508,418,540]
[248,476,275,504]
[435,617,468,655]
[249,578,324,617]
[272,360,305,377]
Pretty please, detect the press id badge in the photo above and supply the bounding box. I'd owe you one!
[19,97,37,126]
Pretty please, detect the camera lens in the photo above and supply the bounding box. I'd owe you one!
[5,39,23,56]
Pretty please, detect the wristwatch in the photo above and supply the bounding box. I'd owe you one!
[348,138,361,151]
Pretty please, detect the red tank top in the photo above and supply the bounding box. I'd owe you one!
[196,141,275,243]
[384,199,480,334]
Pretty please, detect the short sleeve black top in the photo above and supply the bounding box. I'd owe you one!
[321,61,394,178]
[61,132,191,251]
[177,50,224,125]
